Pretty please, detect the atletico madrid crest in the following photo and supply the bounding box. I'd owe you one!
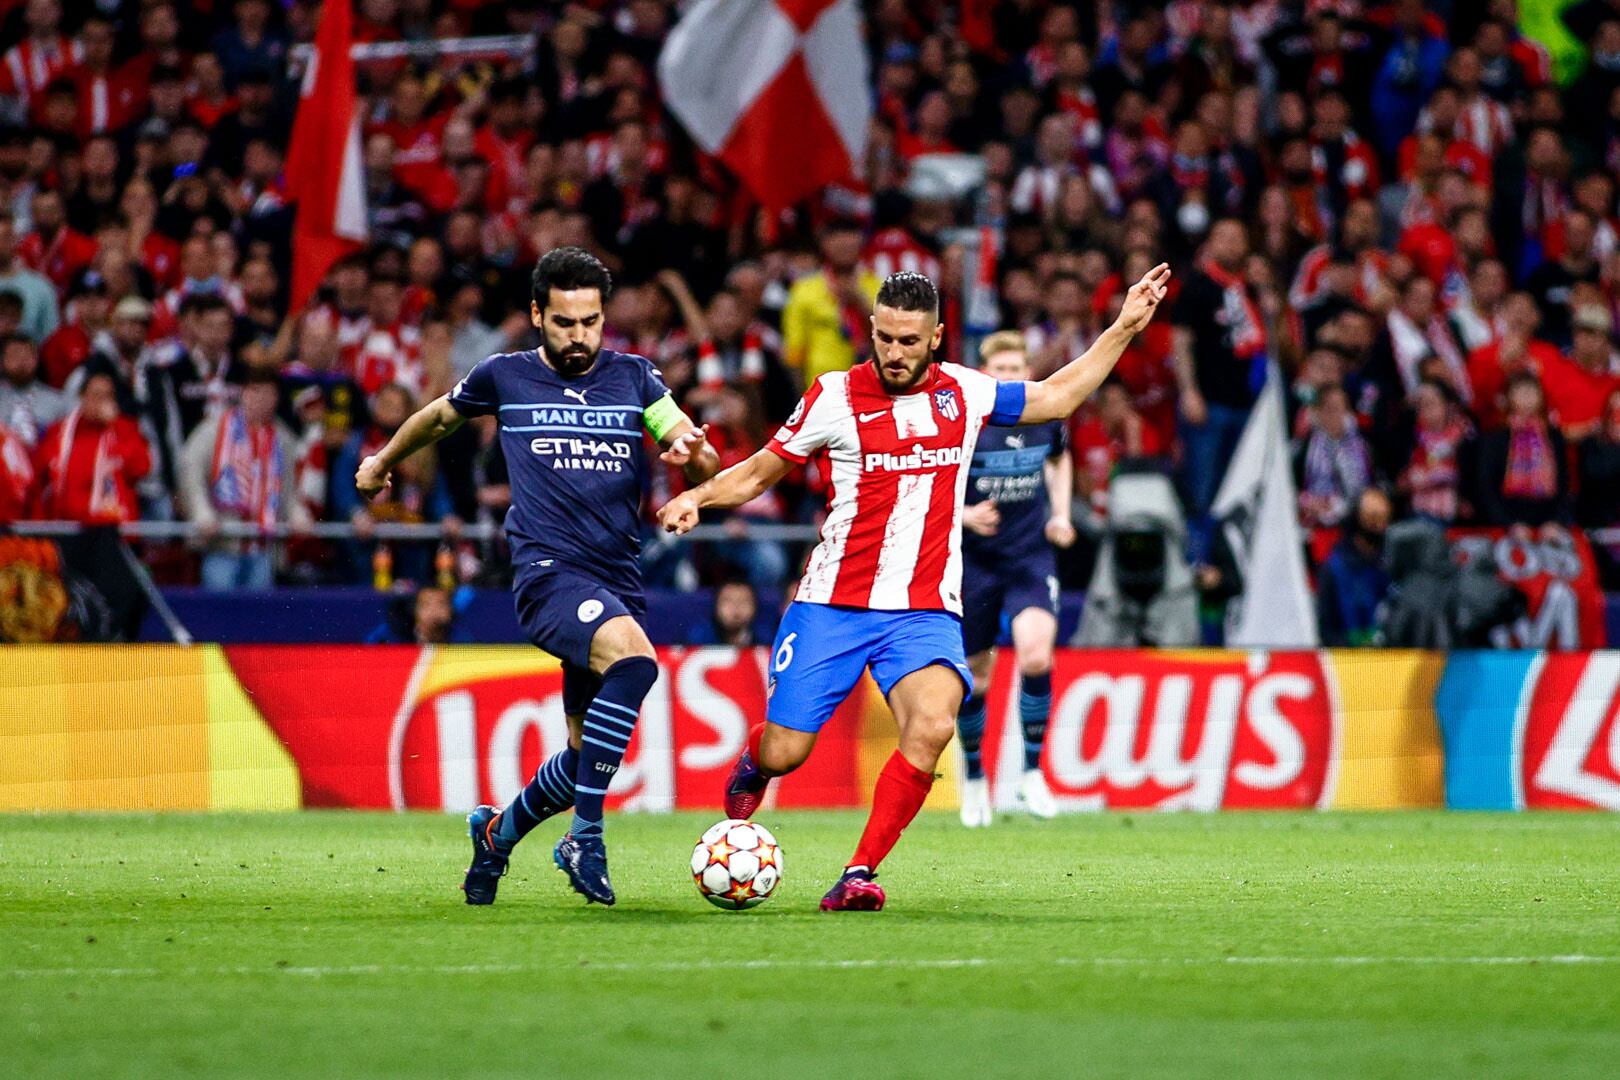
[934,388,960,421]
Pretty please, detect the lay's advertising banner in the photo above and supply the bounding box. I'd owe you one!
[0,646,1615,812]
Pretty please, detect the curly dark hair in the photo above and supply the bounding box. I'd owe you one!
[875,270,938,317]
[531,246,613,309]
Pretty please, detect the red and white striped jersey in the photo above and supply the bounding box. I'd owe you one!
[767,360,1023,614]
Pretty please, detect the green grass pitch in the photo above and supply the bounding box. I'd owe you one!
[2,811,1617,1079]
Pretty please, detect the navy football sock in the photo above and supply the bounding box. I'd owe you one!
[956,694,987,781]
[494,746,578,849]
[1019,672,1052,772]
[571,656,659,837]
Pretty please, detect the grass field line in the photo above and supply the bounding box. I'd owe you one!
[7,955,1619,980]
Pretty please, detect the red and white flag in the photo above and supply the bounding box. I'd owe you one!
[658,0,870,210]
[286,0,366,312]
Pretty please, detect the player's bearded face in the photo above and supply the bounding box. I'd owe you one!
[534,288,605,375]
[870,304,945,393]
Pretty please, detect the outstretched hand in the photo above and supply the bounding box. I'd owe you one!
[1116,263,1172,335]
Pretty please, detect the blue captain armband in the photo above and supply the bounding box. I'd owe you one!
[988,380,1027,425]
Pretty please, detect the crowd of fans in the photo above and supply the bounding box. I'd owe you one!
[0,1,1617,638]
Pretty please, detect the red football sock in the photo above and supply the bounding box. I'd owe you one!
[850,751,934,872]
[746,722,764,762]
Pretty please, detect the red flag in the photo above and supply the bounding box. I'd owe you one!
[657,0,870,211]
[286,0,366,312]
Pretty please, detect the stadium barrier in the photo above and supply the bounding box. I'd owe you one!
[2,647,1616,813]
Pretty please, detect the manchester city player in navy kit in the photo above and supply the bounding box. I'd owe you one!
[355,247,719,906]
[955,331,1075,827]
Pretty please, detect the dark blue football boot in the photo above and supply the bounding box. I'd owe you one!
[462,805,509,905]
[553,832,615,905]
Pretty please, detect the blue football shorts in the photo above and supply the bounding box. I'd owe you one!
[765,601,974,733]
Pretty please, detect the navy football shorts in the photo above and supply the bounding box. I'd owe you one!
[959,548,1060,657]
[514,561,646,716]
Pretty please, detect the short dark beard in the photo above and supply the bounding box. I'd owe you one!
[875,352,933,394]
[545,342,599,376]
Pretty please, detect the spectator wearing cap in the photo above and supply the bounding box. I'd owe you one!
[180,369,308,591]
[0,331,67,447]
[781,220,880,387]
[29,370,150,525]
[0,211,58,343]
[1541,305,1620,439]
[67,295,150,417]
[40,272,113,388]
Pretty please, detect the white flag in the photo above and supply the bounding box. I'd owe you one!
[1210,366,1318,647]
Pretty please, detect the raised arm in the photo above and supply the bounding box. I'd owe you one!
[355,395,465,500]
[1018,264,1171,425]
[655,448,795,534]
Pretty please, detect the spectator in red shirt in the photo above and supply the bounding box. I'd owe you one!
[1072,378,1166,516]
[65,14,146,138]
[29,370,150,524]
[0,419,32,523]
[40,273,112,389]
[1541,305,1620,439]
[19,190,96,292]
[1466,292,1561,431]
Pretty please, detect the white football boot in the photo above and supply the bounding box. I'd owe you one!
[1016,769,1058,819]
[958,776,993,828]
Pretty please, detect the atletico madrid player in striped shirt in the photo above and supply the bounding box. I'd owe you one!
[657,263,1171,911]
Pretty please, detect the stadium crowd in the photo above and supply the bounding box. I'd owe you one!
[0,0,1617,643]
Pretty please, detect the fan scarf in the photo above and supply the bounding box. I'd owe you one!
[210,407,282,529]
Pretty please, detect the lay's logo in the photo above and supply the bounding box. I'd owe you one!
[1518,653,1620,810]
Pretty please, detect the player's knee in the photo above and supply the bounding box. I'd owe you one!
[1017,653,1053,678]
[758,742,809,776]
[909,709,958,754]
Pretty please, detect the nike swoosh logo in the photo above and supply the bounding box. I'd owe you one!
[858,411,888,423]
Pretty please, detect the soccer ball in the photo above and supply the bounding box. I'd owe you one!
[690,819,782,910]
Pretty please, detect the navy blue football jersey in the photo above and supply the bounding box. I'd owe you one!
[962,420,1067,563]
[448,348,673,595]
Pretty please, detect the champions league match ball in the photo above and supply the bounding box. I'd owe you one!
[690,819,782,910]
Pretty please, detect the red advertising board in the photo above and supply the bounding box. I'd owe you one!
[972,650,1338,810]
[226,645,864,811]
[1517,652,1620,810]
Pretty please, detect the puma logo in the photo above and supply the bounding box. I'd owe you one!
[858,411,888,423]
[563,388,589,406]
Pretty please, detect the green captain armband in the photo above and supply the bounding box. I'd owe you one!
[643,393,688,442]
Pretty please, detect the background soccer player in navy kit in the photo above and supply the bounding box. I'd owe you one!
[955,331,1075,828]
[355,247,718,907]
